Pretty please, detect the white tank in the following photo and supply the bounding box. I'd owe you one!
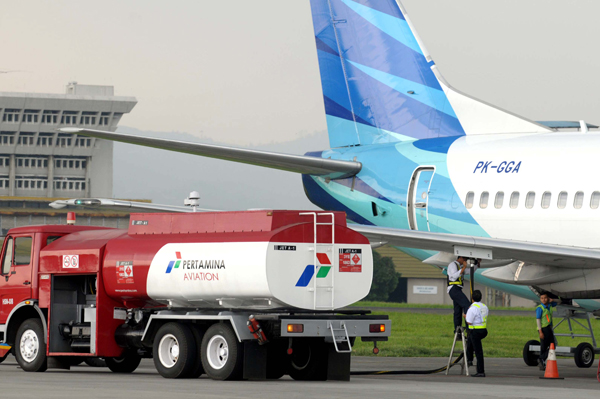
[146,241,373,310]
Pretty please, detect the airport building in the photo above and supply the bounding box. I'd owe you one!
[0,83,137,233]
[0,82,136,198]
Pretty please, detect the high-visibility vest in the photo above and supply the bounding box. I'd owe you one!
[537,304,554,328]
[468,303,488,329]
[447,261,463,287]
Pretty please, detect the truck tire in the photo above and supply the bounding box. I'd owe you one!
[188,325,206,378]
[105,350,141,373]
[288,339,327,381]
[522,340,540,367]
[201,323,243,380]
[15,318,47,372]
[153,323,197,378]
[574,342,595,368]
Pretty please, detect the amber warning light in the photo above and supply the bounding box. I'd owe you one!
[369,324,385,333]
[287,324,304,333]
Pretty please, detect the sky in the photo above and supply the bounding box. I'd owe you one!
[1,0,600,147]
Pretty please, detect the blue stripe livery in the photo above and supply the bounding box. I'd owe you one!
[296,265,316,287]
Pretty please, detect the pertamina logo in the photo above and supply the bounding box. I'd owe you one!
[164,251,225,282]
[295,253,332,287]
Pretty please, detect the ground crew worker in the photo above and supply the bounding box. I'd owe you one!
[536,293,559,370]
[466,290,488,377]
[447,256,472,333]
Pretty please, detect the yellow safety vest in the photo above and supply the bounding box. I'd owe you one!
[447,261,463,287]
[468,303,487,329]
[537,304,554,328]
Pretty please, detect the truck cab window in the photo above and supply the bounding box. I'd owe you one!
[46,235,63,246]
[14,236,33,265]
[1,237,13,274]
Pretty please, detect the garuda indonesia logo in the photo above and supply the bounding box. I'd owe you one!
[165,252,182,274]
[295,253,332,287]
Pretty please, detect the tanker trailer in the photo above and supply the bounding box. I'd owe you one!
[1,210,390,381]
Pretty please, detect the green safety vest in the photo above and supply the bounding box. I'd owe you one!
[468,303,487,329]
[537,304,554,328]
[447,261,464,287]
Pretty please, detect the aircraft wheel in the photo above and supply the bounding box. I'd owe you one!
[15,318,47,372]
[522,340,540,367]
[106,350,141,373]
[153,323,197,378]
[201,323,243,380]
[574,342,595,368]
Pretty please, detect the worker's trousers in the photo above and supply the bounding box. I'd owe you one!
[448,286,471,330]
[540,325,555,362]
[467,328,488,374]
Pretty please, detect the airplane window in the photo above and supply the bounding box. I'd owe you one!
[510,192,519,209]
[465,192,474,209]
[479,192,489,209]
[525,192,535,209]
[574,192,584,209]
[557,192,568,209]
[541,192,552,209]
[591,192,600,209]
[494,192,504,209]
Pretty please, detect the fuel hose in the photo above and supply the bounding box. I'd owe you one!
[351,353,464,375]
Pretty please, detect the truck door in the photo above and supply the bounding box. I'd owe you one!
[0,235,34,323]
[407,167,435,231]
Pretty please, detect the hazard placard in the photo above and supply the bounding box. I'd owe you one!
[62,255,79,269]
[339,248,362,272]
[116,261,134,284]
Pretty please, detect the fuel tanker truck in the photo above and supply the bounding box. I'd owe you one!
[0,210,390,381]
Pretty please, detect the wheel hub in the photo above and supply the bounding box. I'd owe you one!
[207,335,229,370]
[158,334,180,369]
[20,329,39,363]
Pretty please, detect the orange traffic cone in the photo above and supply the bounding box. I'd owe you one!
[540,343,564,380]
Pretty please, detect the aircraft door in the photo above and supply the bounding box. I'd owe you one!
[407,167,435,231]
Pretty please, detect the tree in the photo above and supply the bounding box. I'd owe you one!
[365,251,400,301]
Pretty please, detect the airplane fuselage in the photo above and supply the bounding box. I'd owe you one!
[303,131,600,309]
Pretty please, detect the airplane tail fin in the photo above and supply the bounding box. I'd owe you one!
[309,0,550,148]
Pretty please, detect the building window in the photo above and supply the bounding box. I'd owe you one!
[81,112,97,126]
[61,112,79,125]
[2,109,20,123]
[557,191,568,209]
[510,192,519,209]
[541,192,552,209]
[574,191,584,209]
[479,192,489,209]
[42,111,59,124]
[494,192,504,209]
[465,192,474,209]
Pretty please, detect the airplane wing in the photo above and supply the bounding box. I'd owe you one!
[351,225,600,269]
[59,128,361,179]
[49,198,218,213]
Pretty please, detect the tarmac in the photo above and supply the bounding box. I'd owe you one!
[1,355,597,399]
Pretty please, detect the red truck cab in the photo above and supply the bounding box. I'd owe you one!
[0,225,111,364]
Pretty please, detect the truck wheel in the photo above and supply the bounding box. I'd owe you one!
[15,318,47,372]
[522,340,540,367]
[574,342,595,368]
[105,350,141,373]
[288,339,327,381]
[188,325,206,378]
[153,323,197,378]
[201,323,243,380]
